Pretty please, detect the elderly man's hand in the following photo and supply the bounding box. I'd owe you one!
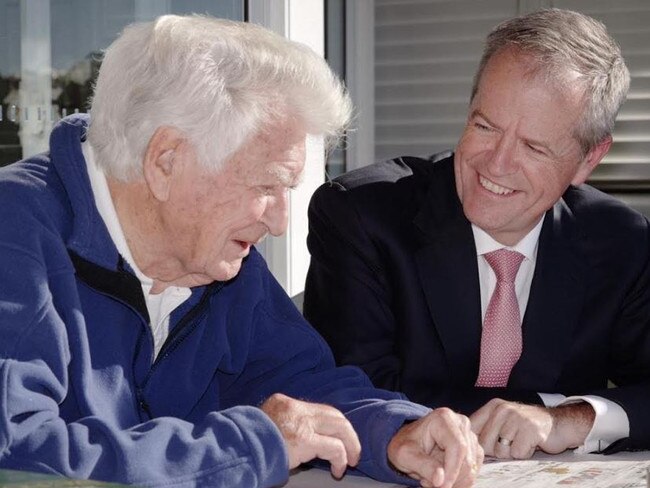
[261,393,361,478]
[387,408,483,488]
[469,399,595,459]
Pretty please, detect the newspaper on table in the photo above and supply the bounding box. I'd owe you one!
[476,457,650,488]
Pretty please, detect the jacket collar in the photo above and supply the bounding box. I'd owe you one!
[50,114,122,271]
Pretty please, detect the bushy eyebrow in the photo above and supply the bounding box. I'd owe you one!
[469,109,496,127]
[266,166,304,187]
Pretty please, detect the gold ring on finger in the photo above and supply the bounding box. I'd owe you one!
[497,436,513,447]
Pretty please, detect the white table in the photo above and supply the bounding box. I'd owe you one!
[285,450,650,487]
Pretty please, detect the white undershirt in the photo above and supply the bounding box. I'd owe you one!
[83,142,191,358]
[472,222,629,453]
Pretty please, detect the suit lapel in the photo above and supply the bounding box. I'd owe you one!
[413,159,483,385]
[413,161,587,389]
[509,198,587,390]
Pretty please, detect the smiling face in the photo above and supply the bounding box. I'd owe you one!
[454,48,609,246]
[150,119,306,287]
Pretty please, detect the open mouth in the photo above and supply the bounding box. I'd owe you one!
[479,175,515,196]
[235,240,251,252]
[234,233,268,254]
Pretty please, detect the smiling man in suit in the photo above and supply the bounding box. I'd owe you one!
[304,8,650,459]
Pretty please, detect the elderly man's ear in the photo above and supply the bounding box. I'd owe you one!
[143,126,187,202]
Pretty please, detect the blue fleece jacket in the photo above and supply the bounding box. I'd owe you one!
[0,115,429,487]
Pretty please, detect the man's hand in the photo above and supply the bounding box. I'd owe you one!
[260,393,361,478]
[387,408,483,488]
[469,399,596,459]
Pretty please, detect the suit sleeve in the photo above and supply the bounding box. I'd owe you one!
[587,219,650,451]
[304,182,405,392]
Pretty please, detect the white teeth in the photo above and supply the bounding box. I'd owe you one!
[479,175,514,195]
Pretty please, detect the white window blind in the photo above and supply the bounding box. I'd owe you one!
[374,0,650,194]
[375,0,519,162]
[555,0,650,199]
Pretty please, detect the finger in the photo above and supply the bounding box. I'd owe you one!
[452,466,479,488]
[479,426,502,457]
[313,413,362,466]
[427,413,470,488]
[311,433,349,479]
[465,424,483,479]
[470,398,506,432]
[420,467,445,488]
[475,443,485,475]
[477,408,509,457]
[499,413,541,460]
[452,436,483,488]
[489,415,514,459]
[432,464,446,488]
[440,419,480,488]
[508,428,539,460]
[393,443,445,487]
[469,422,483,465]
[493,434,513,459]
[511,442,536,460]
[469,403,494,435]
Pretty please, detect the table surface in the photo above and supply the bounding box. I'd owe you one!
[0,468,129,487]
[284,450,650,487]
[1,451,647,487]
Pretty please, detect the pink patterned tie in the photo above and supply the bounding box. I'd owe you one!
[475,249,525,387]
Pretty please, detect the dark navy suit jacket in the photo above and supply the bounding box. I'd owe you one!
[304,154,650,451]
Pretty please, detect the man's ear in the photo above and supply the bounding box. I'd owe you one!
[571,135,612,186]
[142,126,185,202]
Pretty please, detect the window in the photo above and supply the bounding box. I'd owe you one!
[0,0,244,166]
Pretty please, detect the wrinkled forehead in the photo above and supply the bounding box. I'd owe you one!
[472,49,589,129]
[222,124,307,184]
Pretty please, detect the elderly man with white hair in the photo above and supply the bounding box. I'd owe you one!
[0,14,482,488]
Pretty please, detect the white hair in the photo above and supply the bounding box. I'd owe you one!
[87,15,352,181]
[471,9,630,153]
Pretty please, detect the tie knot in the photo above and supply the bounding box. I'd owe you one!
[484,249,524,282]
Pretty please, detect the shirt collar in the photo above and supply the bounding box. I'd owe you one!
[82,141,153,287]
[471,218,544,262]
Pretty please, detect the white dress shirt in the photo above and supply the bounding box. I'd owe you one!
[472,222,629,453]
[83,142,191,358]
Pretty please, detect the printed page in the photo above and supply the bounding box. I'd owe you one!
[476,458,650,488]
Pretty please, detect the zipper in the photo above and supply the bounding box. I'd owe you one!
[142,281,225,385]
[71,251,226,419]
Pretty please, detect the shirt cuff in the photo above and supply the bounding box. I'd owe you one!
[560,395,630,453]
[538,392,566,407]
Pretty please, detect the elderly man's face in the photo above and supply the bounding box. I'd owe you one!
[161,120,306,284]
[454,48,602,246]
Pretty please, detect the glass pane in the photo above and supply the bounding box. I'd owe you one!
[0,0,244,166]
[324,0,347,178]
[0,1,21,164]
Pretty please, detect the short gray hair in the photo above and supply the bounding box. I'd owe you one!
[471,8,630,153]
[88,15,352,181]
